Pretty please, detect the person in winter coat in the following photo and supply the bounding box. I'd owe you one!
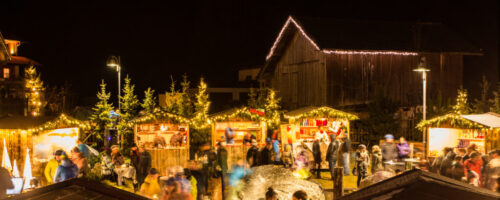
[76,140,89,158]
[259,140,275,166]
[272,139,281,163]
[312,139,322,178]
[439,147,456,177]
[451,156,465,181]
[381,134,397,162]
[371,145,384,174]
[54,157,78,183]
[44,149,63,185]
[246,139,260,167]
[282,144,293,168]
[216,141,228,197]
[396,137,411,160]
[0,166,13,199]
[484,150,500,191]
[184,168,198,200]
[355,144,369,187]
[340,133,352,176]
[464,152,483,186]
[140,168,162,199]
[326,133,340,180]
[71,147,88,177]
[101,149,114,181]
[137,146,152,190]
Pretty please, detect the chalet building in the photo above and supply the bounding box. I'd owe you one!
[0,33,40,115]
[259,16,482,110]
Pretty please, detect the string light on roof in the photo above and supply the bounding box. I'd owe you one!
[322,50,419,56]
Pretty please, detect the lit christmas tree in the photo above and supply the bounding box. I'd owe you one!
[193,77,210,128]
[453,87,472,115]
[118,75,139,148]
[141,87,156,115]
[90,80,115,140]
[265,89,281,129]
[24,66,44,116]
[179,74,193,117]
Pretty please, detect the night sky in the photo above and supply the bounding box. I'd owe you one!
[0,0,498,105]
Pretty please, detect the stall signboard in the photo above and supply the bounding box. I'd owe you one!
[33,127,79,162]
[135,123,188,148]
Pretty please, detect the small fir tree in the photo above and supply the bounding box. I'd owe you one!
[248,87,258,108]
[118,75,139,148]
[142,87,156,115]
[265,89,281,129]
[473,75,490,113]
[193,77,210,129]
[90,80,115,141]
[24,66,44,116]
[453,87,472,115]
[164,76,180,114]
[179,74,193,117]
[490,82,500,114]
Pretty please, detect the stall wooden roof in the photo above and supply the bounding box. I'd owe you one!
[209,107,265,122]
[417,112,500,130]
[0,113,89,131]
[284,106,359,121]
[129,109,189,125]
[338,169,499,200]
[6,178,149,200]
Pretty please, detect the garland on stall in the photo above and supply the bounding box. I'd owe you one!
[27,113,91,134]
[209,107,265,123]
[284,106,359,121]
[128,109,190,126]
[416,113,485,130]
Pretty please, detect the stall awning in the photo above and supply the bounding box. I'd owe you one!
[461,112,500,128]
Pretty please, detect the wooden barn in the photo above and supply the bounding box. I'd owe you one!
[259,16,482,110]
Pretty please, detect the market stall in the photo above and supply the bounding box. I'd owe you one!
[282,106,359,168]
[209,107,266,169]
[417,112,500,158]
[131,110,190,176]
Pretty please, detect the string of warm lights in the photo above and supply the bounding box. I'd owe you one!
[24,66,44,117]
[128,110,190,127]
[209,107,265,123]
[284,106,359,121]
[27,113,91,134]
[321,49,418,56]
[416,113,486,130]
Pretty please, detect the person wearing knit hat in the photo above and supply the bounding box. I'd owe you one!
[355,144,369,187]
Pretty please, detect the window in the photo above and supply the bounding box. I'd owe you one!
[3,68,9,79]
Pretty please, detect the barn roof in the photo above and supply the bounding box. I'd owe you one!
[338,169,499,200]
[6,178,149,200]
[265,15,481,61]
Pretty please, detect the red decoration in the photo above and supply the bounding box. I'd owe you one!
[249,108,265,116]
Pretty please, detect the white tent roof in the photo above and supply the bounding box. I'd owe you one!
[461,112,500,128]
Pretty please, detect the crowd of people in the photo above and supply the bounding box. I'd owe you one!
[44,140,90,184]
[430,143,500,192]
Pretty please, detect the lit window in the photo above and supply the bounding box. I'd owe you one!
[3,68,10,79]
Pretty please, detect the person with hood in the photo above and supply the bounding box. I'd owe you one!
[76,140,89,158]
[355,144,369,187]
[259,139,275,165]
[326,133,340,180]
[246,139,260,167]
[371,145,384,174]
[71,147,88,177]
[381,134,397,162]
[312,138,322,178]
[44,149,63,185]
[396,137,411,160]
[140,168,162,199]
[54,155,78,183]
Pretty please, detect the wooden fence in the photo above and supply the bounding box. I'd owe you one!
[147,148,189,176]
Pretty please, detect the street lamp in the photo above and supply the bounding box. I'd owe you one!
[413,56,430,158]
[106,55,121,111]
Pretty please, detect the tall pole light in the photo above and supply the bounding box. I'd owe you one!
[106,55,121,146]
[413,57,430,157]
[106,55,121,111]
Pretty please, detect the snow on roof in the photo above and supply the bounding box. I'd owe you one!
[461,112,500,128]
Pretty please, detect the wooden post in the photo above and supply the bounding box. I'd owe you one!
[333,166,344,199]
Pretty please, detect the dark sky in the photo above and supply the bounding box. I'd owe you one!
[0,0,498,105]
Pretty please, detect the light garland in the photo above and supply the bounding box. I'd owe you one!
[284,106,359,121]
[210,107,265,123]
[24,66,44,117]
[129,109,190,127]
[322,49,418,56]
[27,113,91,134]
[416,113,485,130]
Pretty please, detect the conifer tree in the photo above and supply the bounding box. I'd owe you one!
[90,80,114,140]
[118,75,139,148]
[453,87,472,115]
[265,89,281,129]
[164,76,179,114]
[473,75,490,113]
[490,82,500,114]
[142,87,156,115]
[248,87,258,108]
[193,77,210,128]
[24,66,44,116]
[179,74,193,117]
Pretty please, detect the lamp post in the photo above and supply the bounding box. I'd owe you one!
[106,55,121,111]
[413,57,430,158]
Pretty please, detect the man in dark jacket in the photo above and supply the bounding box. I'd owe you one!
[136,146,151,190]
[216,142,228,199]
[381,134,397,162]
[246,139,260,167]
[259,140,275,165]
[326,134,340,180]
[312,139,322,178]
[340,131,352,176]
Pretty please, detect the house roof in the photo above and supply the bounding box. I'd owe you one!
[266,16,481,61]
[6,178,149,200]
[9,56,40,66]
[338,169,499,200]
[461,112,500,128]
